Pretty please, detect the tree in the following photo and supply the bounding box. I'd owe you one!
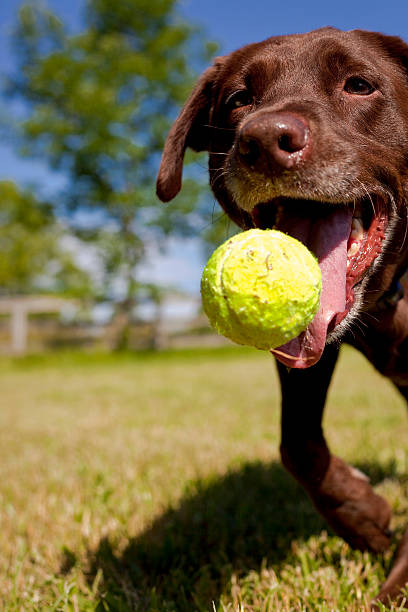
[0,180,91,297]
[7,0,217,347]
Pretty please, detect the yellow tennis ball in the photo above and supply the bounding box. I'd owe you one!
[201,229,322,350]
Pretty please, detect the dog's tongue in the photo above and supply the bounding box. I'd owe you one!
[271,207,352,368]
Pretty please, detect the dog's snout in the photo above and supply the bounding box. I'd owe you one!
[238,112,310,173]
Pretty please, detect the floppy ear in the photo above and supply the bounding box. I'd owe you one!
[156,57,224,202]
[354,30,408,74]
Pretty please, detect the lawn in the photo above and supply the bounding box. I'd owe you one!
[0,345,407,611]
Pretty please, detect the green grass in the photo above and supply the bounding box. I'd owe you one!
[0,345,407,611]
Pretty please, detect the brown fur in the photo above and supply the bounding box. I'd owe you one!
[157,27,408,607]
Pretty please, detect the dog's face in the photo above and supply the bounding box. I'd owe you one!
[157,27,408,368]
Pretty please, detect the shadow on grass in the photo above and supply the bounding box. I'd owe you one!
[83,461,322,611]
[81,459,404,611]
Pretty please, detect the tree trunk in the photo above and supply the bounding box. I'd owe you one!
[109,299,133,351]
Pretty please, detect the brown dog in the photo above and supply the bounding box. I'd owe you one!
[156,27,408,607]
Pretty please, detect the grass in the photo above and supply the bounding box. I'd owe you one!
[0,344,407,611]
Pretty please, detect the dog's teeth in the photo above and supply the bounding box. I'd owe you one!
[347,242,359,257]
[347,217,364,263]
[350,217,364,241]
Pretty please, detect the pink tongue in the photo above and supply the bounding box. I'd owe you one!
[271,207,353,368]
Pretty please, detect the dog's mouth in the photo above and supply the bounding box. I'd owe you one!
[250,195,387,368]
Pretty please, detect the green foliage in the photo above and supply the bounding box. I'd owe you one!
[0,180,91,297]
[9,0,218,310]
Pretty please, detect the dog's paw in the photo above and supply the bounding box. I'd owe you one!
[371,529,408,609]
[323,494,392,552]
[310,456,392,552]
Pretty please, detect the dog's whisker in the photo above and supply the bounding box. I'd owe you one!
[199,209,229,235]
[211,198,217,226]
[210,172,227,187]
[351,316,369,336]
[397,206,408,254]
[360,311,380,324]
[354,178,377,217]
[204,124,236,131]
[210,170,229,190]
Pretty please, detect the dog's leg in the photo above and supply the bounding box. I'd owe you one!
[371,384,408,608]
[276,343,392,552]
[371,529,408,609]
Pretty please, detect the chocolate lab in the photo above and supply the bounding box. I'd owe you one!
[156,27,408,607]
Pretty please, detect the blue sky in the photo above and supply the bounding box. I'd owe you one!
[2,0,408,293]
[183,0,408,54]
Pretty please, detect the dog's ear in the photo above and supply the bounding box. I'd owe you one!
[355,30,408,75]
[156,57,224,202]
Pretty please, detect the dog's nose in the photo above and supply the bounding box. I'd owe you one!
[238,112,310,173]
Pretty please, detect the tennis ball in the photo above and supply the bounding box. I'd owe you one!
[201,229,321,350]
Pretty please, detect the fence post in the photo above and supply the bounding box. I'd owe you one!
[10,303,28,355]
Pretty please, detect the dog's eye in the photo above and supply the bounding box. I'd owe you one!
[225,90,253,110]
[344,77,375,95]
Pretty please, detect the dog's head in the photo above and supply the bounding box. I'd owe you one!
[157,28,408,367]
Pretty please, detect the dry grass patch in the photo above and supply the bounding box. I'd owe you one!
[0,346,406,611]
